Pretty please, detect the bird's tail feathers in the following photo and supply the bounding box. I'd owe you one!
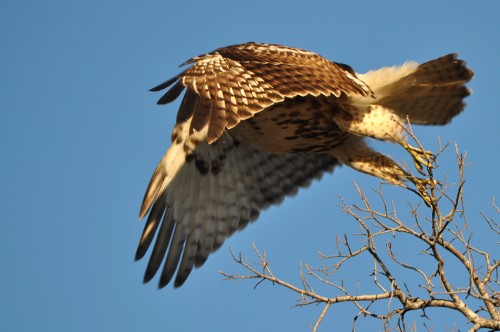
[354,54,473,125]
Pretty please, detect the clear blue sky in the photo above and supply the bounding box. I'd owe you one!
[2,1,499,331]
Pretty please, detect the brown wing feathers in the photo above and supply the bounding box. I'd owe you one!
[150,42,372,143]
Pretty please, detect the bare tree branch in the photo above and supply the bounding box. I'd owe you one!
[221,134,500,331]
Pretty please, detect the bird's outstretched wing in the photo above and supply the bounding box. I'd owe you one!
[136,129,338,288]
[138,42,364,288]
[150,42,373,143]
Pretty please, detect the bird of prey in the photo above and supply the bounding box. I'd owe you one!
[136,42,473,288]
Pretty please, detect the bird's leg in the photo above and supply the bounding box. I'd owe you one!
[330,105,436,175]
[331,138,440,206]
[400,141,436,175]
[334,150,437,207]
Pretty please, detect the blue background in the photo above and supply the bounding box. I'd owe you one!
[2,1,499,331]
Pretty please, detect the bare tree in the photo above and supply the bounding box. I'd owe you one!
[221,133,500,331]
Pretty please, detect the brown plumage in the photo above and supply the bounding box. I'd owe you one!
[136,42,473,288]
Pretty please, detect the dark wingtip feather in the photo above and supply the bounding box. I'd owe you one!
[136,193,169,261]
[135,224,153,261]
[143,265,157,284]
[158,252,181,288]
[135,245,148,261]
[173,274,188,288]
[149,76,179,92]
[159,270,174,289]
[157,80,186,105]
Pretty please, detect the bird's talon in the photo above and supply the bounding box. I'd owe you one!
[403,143,436,173]
[408,177,439,206]
[413,160,426,176]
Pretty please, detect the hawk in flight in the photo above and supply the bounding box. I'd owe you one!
[136,42,473,288]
